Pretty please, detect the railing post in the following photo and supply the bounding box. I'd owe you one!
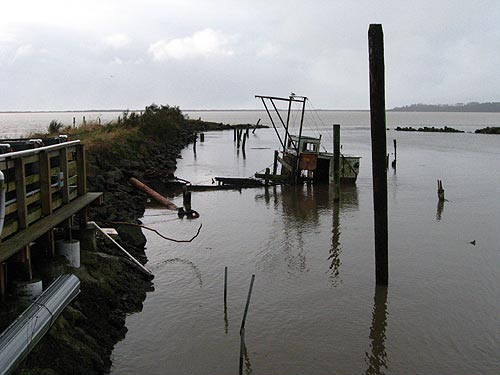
[76,144,87,196]
[39,150,53,216]
[14,158,28,229]
[60,147,70,204]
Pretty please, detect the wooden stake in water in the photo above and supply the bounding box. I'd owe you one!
[224,266,228,334]
[333,124,341,202]
[369,24,389,286]
[240,274,255,333]
[437,180,445,202]
[252,118,261,134]
[224,266,228,307]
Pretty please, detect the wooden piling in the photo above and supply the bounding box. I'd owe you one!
[200,133,205,142]
[224,266,228,307]
[183,188,192,211]
[234,128,237,142]
[237,129,242,148]
[265,168,270,186]
[369,24,389,285]
[273,150,279,175]
[333,124,341,202]
[193,134,197,154]
[0,263,5,299]
[242,130,247,152]
[83,116,86,125]
[72,117,76,127]
[437,180,445,202]
[246,127,249,138]
[393,139,397,161]
[252,118,261,134]
[240,274,255,332]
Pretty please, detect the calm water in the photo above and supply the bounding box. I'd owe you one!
[2,111,498,374]
[106,111,499,374]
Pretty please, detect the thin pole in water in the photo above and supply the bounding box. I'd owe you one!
[333,124,341,202]
[224,266,228,307]
[240,274,255,333]
[369,24,389,286]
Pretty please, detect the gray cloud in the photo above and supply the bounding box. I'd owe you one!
[0,0,498,110]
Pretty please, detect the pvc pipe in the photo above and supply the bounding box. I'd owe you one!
[0,274,80,375]
[55,240,80,268]
[89,221,152,276]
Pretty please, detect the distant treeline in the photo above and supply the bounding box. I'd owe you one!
[391,102,500,112]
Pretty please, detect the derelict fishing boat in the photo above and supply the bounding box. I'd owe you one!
[254,94,360,184]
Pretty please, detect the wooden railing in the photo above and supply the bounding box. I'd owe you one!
[0,140,86,241]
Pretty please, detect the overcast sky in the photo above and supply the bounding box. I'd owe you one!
[0,0,498,110]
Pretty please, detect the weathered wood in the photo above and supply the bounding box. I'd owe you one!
[437,179,445,202]
[333,124,341,202]
[76,144,87,196]
[21,245,32,280]
[60,147,70,204]
[183,188,192,211]
[224,266,228,307]
[0,262,5,298]
[0,192,102,263]
[273,150,279,175]
[200,133,205,142]
[39,150,52,216]
[369,24,389,285]
[265,168,270,186]
[242,130,247,151]
[14,158,28,229]
[252,118,261,134]
[277,155,292,172]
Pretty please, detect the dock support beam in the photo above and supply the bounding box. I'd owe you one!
[369,24,389,285]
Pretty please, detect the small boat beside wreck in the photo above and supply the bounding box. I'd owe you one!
[254,94,360,185]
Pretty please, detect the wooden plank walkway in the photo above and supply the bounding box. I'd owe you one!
[0,192,102,263]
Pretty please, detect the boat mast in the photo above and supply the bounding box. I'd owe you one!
[258,96,285,150]
[297,96,307,155]
[284,97,292,154]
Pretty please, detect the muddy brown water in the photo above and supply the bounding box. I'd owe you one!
[100,111,497,374]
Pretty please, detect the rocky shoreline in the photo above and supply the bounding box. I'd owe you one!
[14,119,215,374]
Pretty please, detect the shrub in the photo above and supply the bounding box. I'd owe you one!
[139,104,186,141]
[48,120,64,134]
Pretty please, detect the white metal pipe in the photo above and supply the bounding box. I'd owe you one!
[89,221,152,276]
[0,274,80,375]
[0,140,80,161]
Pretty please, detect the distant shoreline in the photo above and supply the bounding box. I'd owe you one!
[390,102,500,112]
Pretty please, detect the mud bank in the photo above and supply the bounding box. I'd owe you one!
[13,124,204,374]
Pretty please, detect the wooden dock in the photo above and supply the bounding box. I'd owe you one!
[0,140,102,297]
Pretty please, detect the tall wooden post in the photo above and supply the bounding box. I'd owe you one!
[273,150,279,175]
[369,24,388,285]
[333,124,341,202]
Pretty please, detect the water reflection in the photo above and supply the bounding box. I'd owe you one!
[365,286,389,375]
[328,200,342,286]
[150,258,203,287]
[239,329,252,375]
[255,184,358,277]
[436,199,444,221]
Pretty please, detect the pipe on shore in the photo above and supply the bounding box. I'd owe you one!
[0,274,80,375]
[129,177,178,210]
[89,221,153,277]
